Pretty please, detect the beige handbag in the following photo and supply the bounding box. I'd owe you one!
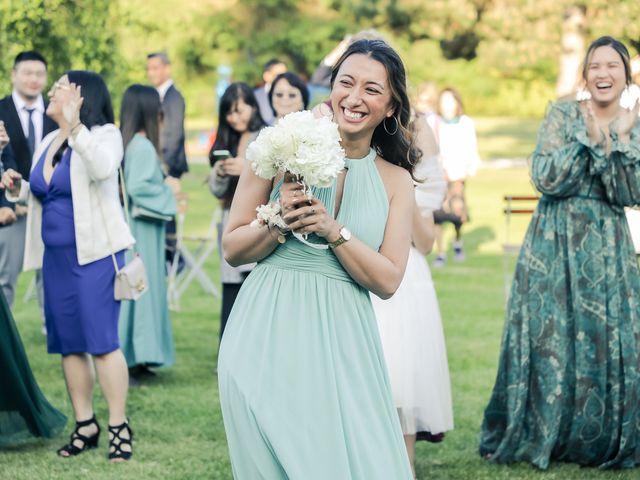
[98,168,148,301]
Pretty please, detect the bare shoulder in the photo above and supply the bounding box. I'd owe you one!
[375,156,413,200]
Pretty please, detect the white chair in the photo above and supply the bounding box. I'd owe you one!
[167,192,220,311]
[626,208,640,255]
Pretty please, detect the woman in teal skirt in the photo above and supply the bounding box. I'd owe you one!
[480,36,640,469]
[0,289,67,447]
[218,39,418,479]
[119,85,177,376]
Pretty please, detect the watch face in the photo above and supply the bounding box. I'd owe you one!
[340,227,352,241]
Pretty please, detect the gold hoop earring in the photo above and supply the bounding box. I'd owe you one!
[383,116,399,135]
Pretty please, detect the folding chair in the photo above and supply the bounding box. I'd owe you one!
[167,192,220,311]
[503,195,539,300]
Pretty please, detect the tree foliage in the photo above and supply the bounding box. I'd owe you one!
[0,0,122,97]
[2,0,639,118]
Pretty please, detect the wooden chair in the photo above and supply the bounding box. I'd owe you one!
[503,195,539,299]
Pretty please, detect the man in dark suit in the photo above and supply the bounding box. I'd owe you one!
[146,52,187,268]
[253,59,287,126]
[0,51,56,308]
[147,52,188,179]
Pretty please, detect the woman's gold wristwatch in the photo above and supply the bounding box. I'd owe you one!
[328,226,352,249]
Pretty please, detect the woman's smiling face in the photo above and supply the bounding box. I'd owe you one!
[585,45,628,106]
[330,54,395,140]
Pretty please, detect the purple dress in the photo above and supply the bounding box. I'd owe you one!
[30,146,124,355]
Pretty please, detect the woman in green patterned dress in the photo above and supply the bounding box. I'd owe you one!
[480,36,640,469]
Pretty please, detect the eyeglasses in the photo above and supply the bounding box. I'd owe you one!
[50,81,71,94]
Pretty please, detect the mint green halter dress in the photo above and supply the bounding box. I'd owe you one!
[218,149,412,479]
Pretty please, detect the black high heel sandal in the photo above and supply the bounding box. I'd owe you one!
[57,415,101,457]
[108,421,133,461]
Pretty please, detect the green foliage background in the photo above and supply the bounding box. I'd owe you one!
[1,0,639,120]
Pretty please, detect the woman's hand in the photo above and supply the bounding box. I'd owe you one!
[213,161,227,178]
[579,100,606,145]
[164,175,181,194]
[1,169,22,196]
[282,196,339,238]
[0,207,16,226]
[220,156,244,176]
[62,83,83,128]
[617,98,639,144]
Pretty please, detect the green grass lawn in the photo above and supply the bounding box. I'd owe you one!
[2,154,638,478]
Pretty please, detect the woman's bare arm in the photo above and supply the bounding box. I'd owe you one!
[222,161,281,266]
[412,203,435,255]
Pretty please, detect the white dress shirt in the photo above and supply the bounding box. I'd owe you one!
[12,90,45,148]
[156,79,174,102]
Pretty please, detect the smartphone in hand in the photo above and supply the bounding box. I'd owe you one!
[210,149,231,164]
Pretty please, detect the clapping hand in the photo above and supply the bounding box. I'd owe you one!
[617,98,639,143]
[1,168,22,197]
[0,121,9,150]
[62,83,83,129]
[579,100,606,145]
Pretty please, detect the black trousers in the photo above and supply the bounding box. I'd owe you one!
[219,274,249,341]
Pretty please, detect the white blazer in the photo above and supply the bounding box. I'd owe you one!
[9,124,135,270]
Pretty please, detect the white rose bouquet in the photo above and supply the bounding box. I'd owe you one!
[246,110,345,248]
[247,110,345,189]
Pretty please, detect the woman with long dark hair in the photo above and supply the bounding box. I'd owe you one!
[2,71,134,461]
[480,36,640,469]
[208,82,265,341]
[217,39,418,478]
[119,85,176,378]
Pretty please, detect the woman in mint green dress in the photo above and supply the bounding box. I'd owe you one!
[480,36,640,469]
[218,39,418,479]
[119,85,177,375]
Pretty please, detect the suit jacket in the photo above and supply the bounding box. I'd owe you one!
[253,87,275,126]
[0,95,57,181]
[8,124,135,269]
[161,85,188,178]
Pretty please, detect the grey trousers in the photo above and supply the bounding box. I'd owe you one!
[0,215,26,306]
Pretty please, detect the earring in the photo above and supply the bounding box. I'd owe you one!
[383,116,398,135]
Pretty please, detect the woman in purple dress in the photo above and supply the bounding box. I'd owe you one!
[2,71,135,462]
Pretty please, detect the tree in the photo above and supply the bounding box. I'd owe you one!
[0,0,122,98]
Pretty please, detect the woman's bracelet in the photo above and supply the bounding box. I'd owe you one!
[267,223,289,244]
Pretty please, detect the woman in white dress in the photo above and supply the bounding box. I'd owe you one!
[371,114,454,478]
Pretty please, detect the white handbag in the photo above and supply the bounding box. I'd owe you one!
[113,253,148,301]
[98,168,149,301]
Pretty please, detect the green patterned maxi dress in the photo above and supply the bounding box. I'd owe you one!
[218,149,413,479]
[480,101,640,469]
[0,290,66,446]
